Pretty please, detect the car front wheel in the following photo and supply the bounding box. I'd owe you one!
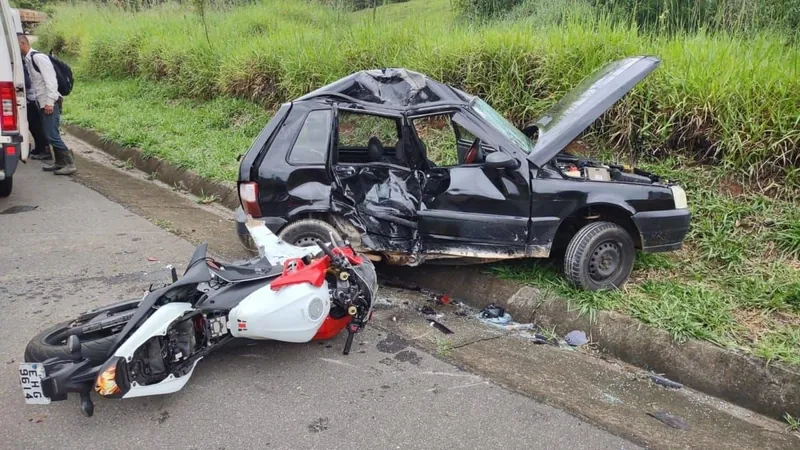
[563,221,635,291]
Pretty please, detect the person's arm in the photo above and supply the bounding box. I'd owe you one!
[32,53,59,110]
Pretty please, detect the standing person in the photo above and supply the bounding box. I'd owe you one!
[17,33,75,175]
[23,60,51,161]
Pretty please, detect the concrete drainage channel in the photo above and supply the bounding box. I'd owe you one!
[64,124,800,426]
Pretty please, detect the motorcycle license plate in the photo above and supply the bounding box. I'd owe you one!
[19,363,51,405]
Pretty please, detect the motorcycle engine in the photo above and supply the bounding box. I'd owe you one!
[168,318,197,362]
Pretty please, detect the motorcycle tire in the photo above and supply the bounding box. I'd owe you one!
[24,299,140,364]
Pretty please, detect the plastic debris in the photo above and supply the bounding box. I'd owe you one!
[480,303,506,319]
[519,332,551,344]
[564,330,589,346]
[429,319,454,334]
[648,411,689,430]
[649,374,684,390]
[419,306,437,316]
[147,256,159,262]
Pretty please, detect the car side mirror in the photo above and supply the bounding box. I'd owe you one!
[484,152,519,170]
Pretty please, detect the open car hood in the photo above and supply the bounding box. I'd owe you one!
[526,56,660,167]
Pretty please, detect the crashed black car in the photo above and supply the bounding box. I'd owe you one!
[235,56,691,290]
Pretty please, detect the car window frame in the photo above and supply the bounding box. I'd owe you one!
[408,110,499,169]
[285,108,334,167]
[332,107,404,166]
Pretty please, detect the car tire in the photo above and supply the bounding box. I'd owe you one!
[0,176,12,197]
[563,221,635,291]
[279,218,343,248]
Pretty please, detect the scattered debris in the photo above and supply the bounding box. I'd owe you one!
[518,332,551,345]
[649,373,684,390]
[479,312,512,327]
[648,411,689,430]
[419,306,437,316]
[601,393,623,405]
[564,330,589,347]
[480,303,506,319]
[147,256,159,262]
[429,319,454,335]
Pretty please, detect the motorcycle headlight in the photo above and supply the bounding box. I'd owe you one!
[95,357,130,398]
[670,185,688,209]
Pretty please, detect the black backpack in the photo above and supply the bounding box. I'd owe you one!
[30,51,74,97]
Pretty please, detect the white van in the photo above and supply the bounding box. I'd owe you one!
[0,0,31,197]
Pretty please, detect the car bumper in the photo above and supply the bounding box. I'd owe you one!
[234,206,288,252]
[1,142,21,180]
[632,209,691,253]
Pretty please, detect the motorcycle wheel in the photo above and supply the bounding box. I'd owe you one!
[24,299,140,364]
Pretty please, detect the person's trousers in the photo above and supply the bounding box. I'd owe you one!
[27,100,48,152]
[41,101,69,152]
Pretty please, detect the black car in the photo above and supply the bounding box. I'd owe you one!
[235,56,691,290]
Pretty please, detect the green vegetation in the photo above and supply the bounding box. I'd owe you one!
[62,79,268,181]
[39,0,800,365]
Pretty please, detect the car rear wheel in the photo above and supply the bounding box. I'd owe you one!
[279,219,343,248]
[0,176,12,197]
[563,221,635,291]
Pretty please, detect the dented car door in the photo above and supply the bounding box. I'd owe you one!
[415,112,532,257]
[329,108,424,254]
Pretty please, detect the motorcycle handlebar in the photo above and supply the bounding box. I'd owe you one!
[319,242,337,261]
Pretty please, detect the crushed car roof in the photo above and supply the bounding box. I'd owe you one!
[296,68,471,111]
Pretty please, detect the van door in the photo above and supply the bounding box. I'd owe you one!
[1,3,30,161]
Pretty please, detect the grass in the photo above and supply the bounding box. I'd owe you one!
[36,0,800,189]
[785,413,800,432]
[61,79,268,181]
[436,337,454,357]
[45,0,800,366]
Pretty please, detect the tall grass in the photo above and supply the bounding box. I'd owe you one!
[37,0,800,188]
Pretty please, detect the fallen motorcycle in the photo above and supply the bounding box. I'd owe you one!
[18,217,377,417]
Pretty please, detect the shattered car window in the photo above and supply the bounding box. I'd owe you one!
[411,115,458,166]
[471,98,534,154]
[288,109,332,165]
[337,111,403,165]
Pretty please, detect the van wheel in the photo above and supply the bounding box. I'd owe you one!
[564,221,635,291]
[279,219,343,247]
[0,176,12,197]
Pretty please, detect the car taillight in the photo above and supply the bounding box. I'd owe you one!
[239,182,262,217]
[0,82,18,133]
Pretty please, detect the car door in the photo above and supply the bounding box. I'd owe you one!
[329,107,424,254]
[410,111,531,255]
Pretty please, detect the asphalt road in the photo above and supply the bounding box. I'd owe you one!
[0,161,636,449]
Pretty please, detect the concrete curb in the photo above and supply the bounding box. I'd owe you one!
[381,265,800,420]
[65,124,800,421]
[64,124,240,211]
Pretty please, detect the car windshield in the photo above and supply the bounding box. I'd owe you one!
[471,98,535,154]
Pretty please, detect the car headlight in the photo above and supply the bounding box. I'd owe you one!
[670,185,688,209]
